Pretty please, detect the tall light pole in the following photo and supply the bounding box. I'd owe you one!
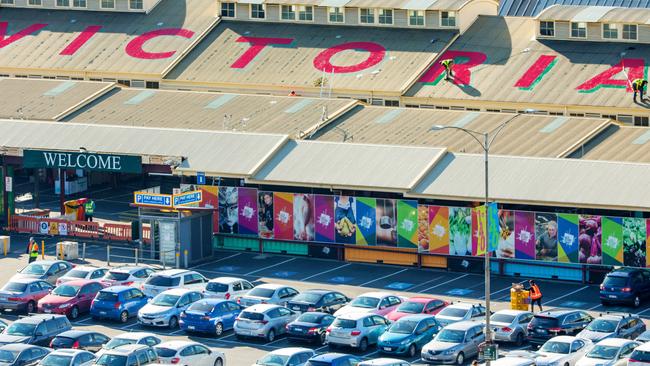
[430,110,532,363]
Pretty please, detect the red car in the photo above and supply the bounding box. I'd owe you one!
[0,278,53,314]
[37,279,105,319]
[385,297,449,322]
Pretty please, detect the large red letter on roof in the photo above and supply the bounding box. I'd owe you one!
[514,55,557,89]
[419,50,487,85]
[60,25,102,56]
[125,28,194,60]
[0,22,47,49]
[231,37,294,69]
[313,42,385,73]
[576,58,645,92]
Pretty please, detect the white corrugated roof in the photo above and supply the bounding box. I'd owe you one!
[571,5,616,22]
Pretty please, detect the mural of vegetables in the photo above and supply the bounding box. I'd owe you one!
[450,207,471,256]
[623,218,646,268]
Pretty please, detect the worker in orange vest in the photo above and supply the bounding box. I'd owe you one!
[528,279,543,312]
[28,241,39,263]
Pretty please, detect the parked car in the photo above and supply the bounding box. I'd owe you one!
[95,332,161,359]
[434,302,487,327]
[11,261,73,285]
[358,359,411,366]
[600,268,650,307]
[138,289,203,329]
[0,344,50,366]
[141,269,208,298]
[629,340,650,366]
[576,338,639,366]
[527,310,593,345]
[93,344,158,366]
[0,278,53,314]
[287,312,335,345]
[486,352,537,366]
[378,314,441,357]
[90,286,148,323]
[55,266,108,286]
[49,330,110,352]
[234,304,298,342]
[327,312,390,352]
[386,297,448,322]
[179,298,242,336]
[488,309,534,346]
[203,277,254,300]
[38,280,105,319]
[305,353,362,366]
[38,349,96,366]
[0,314,71,347]
[286,290,350,314]
[0,320,6,333]
[253,348,315,366]
[578,314,646,342]
[239,284,300,307]
[154,341,224,366]
[637,330,650,343]
[334,292,404,317]
[421,320,485,365]
[534,336,593,366]
[101,266,155,287]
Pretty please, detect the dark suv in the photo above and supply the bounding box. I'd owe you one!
[527,310,593,345]
[0,314,71,347]
[600,268,650,307]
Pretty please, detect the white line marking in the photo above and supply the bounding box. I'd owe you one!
[170,329,183,335]
[409,275,448,291]
[360,268,408,287]
[246,258,297,275]
[119,322,140,330]
[418,274,470,293]
[72,317,93,324]
[587,304,603,310]
[301,263,351,281]
[362,350,380,359]
[544,286,590,305]
[190,253,243,269]
[265,337,288,346]
[636,307,650,315]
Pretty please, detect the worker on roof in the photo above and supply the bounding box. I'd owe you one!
[288,90,297,97]
[633,78,647,102]
[441,59,454,81]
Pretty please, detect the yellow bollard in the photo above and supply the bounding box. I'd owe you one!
[3,238,6,256]
[41,240,45,259]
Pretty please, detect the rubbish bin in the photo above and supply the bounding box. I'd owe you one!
[510,283,530,311]
[56,241,79,260]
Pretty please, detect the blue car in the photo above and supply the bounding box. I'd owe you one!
[378,314,441,357]
[179,298,242,336]
[90,286,148,323]
[306,353,362,366]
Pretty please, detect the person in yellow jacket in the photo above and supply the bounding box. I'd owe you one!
[441,59,454,81]
[633,78,647,102]
[29,241,39,263]
[84,200,95,222]
[527,279,543,313]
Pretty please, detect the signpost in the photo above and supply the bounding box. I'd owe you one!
[173,191,202,207]
[134,193,173,208]
[24,150,142,174]
[197,172,206,185]
[479,343,498,361]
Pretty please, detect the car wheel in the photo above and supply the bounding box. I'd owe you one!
[455,352,464,365]
[515,332,524,347]
[634,296,641,308]
[215,322,224,336]
[214,358,223,366]
[168,316,178,329]
[70,306,79,320]
[26,301,35,314]
[267,329,276,342]
[408,344,417,358]
[319,332,327,345]
[358,338,368,352]
[119,311,129,323]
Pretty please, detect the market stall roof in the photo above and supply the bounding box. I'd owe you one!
[499,0,650,17]
[248,140,447,192]
[313,106,611,157]
[574,125,650,163]
[536,4,650,22]
[407,152,650,211]
[0,78,115,121]
[225,0,471,10]
[65,88,358,137]
[0,120,289,178]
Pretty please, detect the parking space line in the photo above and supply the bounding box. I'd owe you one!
[362,350,380,359]
[265,337,288,346]
[245,258,297,276]
[360,268,408,287]
[119,322,140,330]
[170,329,184,335]
[190,253,243,269]
[544,286,589,305]
[72,317,92,324]
[418,274,470,293]
[636,307,650,315]
[587,304,602,310]
[408,275,448,291]
[301,263,351,281]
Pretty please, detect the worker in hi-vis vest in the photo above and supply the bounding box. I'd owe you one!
[633,78,647,102]
[84,200,95,222]
[29,241,39,263]
[441,59,454,81]
[527,279,543,313]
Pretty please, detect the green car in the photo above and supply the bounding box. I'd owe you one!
[378,314,441,358]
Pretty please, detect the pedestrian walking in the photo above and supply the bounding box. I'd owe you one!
[527,279,543,312]
[84,199,95,222]
[26,237,35,255]
[441,59,454,81]
[28,240,39,263]
[633,78,647,102]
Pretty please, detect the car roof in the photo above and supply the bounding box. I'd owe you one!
[29,260,64,266]
[159,288,195,296]
[57,330,96,338]
[309,353,354,361]
[51,349,92,356]
[151,269,191,277]
[245,304,281,312]
[8,277,46,284]
[101,286,133,293]
[17,314,67,323]
[0,344,39,351]
[269,347,313,356]
[494,309,531,316]
[549,335,580,343]
[398,314,436,322]
[111,266,148,273]
[636,341,650,351]
[597,338,636,347]
[191,298,229,306]
[445,320,481,330]
[302,289,334,295]
[110,344,149,353]
[256,283,287,290]
[209,277,245,284]
[114,332,157,340]
[534,309,579,318]
[406,297,439,303]
[59,279,97,286]
[67,265,100,271]
[157,340,197,349]
[359,358,407,366]
[338,312,377,320]
[447,302,476,309]
[609,268,639,275]
[358,292,394,299]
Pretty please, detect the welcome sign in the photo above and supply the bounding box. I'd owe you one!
[23,150,142,173]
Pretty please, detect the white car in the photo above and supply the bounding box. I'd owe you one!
[154,340,225,366]
[141,269,208,298]
[576,338,639,366]
[238,284,299,307]
[630,340,650,366]
[535,336,593,366]
[252,347,315,366]
[55,266,108,286]
[485,352,536,366]
[95,332,162,358]
[358,359,411,366]
[38,349,96,366]
[333,292,404,317]
[204,277,254,300]
[101,266,155,287]
[435,302,487,327]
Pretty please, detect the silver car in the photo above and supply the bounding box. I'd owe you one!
[326,313,391,352]
[421,321,485,365]
[11,260,73,285]
[239,284,299,307]
[488,309,533,345]
[137,288,203,329]
[234,304,298,342]
[435,303,486,327]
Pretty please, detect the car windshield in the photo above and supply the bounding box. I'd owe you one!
[603,276,629,287]
[292,293,322,303]
[155,347,177,358]
[105,271,130,281]
[240,311,264,321]
[146,276,180,287]
[297,313,324,323]
[188,301,215,313]
[52,284,80,297]
[248,288,275,298]
[332,318,357,329]
[41,354,74,366]
[96,354,127,366]
[587,319,618,332]
[151,294,180,307]
[206,282,228,293]
[0,350,17,363]
[587,345,620,360]
[436,329,465,343]
[389,320,418,334]
[96,292,119,301]
[2,282,27,292]
[491,314,516,323]
[257,354,289,365]
[350,296,380,309]
[438,307,467,318]
[541,341,571,354]
[6,322,36,336]
[65,270,89,279]
[105,338,136,349]
[21,263,47,275]
[397,301,425,314]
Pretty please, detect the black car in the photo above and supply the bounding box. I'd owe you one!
[49,330,111,352]
[0,314,71,347]
[286,290,350,314]
[0,344,50,366]
[286,312,335,345]
[600,268,650,307]
[527,310,593,345]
